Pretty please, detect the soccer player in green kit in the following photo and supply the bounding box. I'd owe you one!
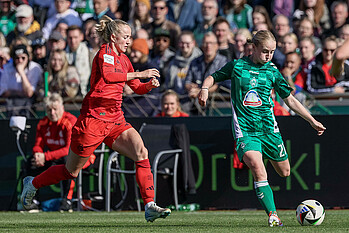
[198,30,326,227]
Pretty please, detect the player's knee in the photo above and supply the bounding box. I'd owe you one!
[279,169,290,177]
[136,146,148,161]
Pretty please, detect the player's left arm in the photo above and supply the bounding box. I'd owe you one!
[283,94,326,136]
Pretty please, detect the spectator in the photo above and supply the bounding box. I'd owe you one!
[0,46,10,69]
[323,1,349,38]
[272,0,294,18]
[149,28,175,85]
[281,32,299,55]
[91,0,116,21]
[167,0,203,31]
[29,0,56,27]
[193,0,219,47]
[31,38,48,70]
[251,5,273,32]
[0,31,6,47]
[282,51,302,93]
[47,31,66,52]
[294,37,316,91]
[295,17,322,55]
[27,93,95,211]
[339,24,349,41]
[85,21,102,66]
[307,36,349,94]
[143,0,181,50]
[272,14,290,46]
[166,31,202,96]
[128,0,152,34]
[65,25,91,96]
[6,4,43,45]
[42,0,82,40]
[234,28,252,59]
[0,0,16,37]
[223,0,253,32]
[0,44,43,118]
[54,18,69,40]
[185,32,229,100]
[134,28,153,51]
[155,90,189,117]
[293,0,331,36]
[107,0,123,19]
[46,49,80,98]
[213,17,238,61]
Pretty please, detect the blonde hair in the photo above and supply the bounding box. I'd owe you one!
[47,49,69,90]
[44,92,63,107]
[161,90,182,111]
[95,15,130,43]
[251,30,276,47]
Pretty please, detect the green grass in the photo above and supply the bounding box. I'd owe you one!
[0,210,348,232]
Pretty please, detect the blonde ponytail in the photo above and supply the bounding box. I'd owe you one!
[95,15,130,43]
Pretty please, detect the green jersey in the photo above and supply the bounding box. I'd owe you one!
[212,56,292,139]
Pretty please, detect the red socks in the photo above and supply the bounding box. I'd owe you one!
[135,159,154,205]
[32,164,76,189]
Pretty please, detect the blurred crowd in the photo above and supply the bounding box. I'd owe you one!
[1,0,349,118]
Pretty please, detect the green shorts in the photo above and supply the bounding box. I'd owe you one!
[235,133,288,162]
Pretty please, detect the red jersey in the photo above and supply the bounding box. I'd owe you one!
[81,43,150,122]
[32,112,77,161]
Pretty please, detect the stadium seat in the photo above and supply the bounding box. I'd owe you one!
[105,123,183,212]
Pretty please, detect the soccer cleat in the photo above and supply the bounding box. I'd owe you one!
[59,198,73,213]
[268,211,283,227]
[145,202,171,222]
[21,176,37,211]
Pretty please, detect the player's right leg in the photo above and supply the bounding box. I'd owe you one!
[21,150,90,210]
[111,127,171,222]
[243,151,282,226]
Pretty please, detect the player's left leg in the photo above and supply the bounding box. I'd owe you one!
[111,127,171,222]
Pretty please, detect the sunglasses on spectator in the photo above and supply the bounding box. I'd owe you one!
[153,6,165,10]
[323,48,336,53]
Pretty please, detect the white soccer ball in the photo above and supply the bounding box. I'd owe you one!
[296,199,325,226]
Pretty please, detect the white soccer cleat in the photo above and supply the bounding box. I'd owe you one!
[268,211,283,227]
[21,176,37,211]
[145,202,171,222]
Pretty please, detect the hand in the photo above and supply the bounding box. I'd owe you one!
[198,89,209,106]
[282,67,293,77]
[145,78,160,90]
[305,9,314,22]
[140,68,160,80]
[15,56,28,75]
[188,87,200,98]
[31,152,45,167]
[310,120,326,136]
[334,86,345,93]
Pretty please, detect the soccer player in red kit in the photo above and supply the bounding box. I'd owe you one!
[21,16,171,222]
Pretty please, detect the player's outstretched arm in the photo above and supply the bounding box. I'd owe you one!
[127,68,160,81]
[283,94,326,136]
[198,76,215,107]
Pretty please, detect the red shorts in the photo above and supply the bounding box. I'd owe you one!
[70,115,133,157]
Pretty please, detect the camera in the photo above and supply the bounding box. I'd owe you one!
[9,116,26,132]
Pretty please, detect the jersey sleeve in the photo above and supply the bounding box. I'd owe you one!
[212,61,236,83]
[98,50,127,83]
[126,79,150,95]
[273,69,293,99]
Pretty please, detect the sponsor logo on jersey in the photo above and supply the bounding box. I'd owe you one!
[243,90,262,107]
[103,54,114,65]
[249,70,259,75]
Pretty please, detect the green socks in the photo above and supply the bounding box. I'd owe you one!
[254,181,276,214]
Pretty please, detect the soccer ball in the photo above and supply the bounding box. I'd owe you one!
[296,199,325,226]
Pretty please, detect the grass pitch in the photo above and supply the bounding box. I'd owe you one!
[1,210,348,232]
